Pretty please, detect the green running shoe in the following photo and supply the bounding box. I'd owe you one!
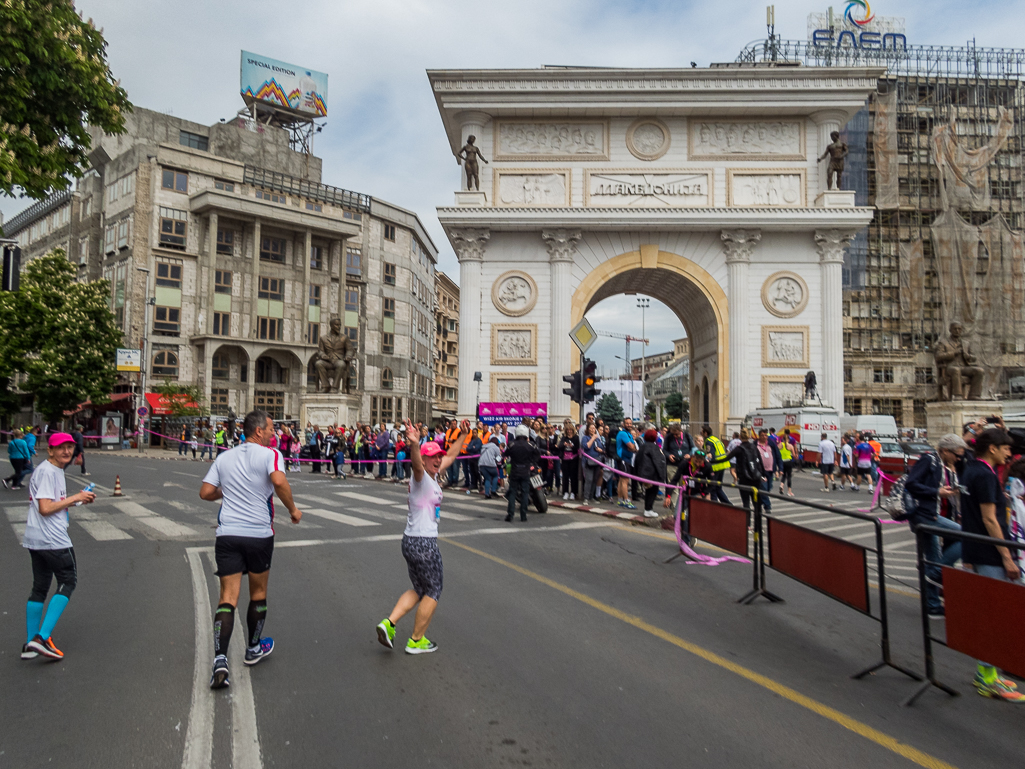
[405,636,438,655]
[376,618,396,649]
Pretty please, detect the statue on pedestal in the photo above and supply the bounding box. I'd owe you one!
[818,131,849,190]
[312,317,354,394]
[934,321,984,400]
[456,135,488,191]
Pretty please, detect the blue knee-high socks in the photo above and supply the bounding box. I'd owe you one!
[39,595,69,641]
[26,601,44,643]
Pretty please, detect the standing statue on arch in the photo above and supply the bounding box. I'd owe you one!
[456,135,489,191]
[818,131,849,190]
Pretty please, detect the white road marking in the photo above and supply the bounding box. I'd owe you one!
[78,521,133,541]
[303,508,380,527]
[337,491,395,505]
[113,500,197,538]
[816,522,875,534]
[5,504,27,522]
[337,490,475,521]
[225,578,262,768]
[181,550,214,769]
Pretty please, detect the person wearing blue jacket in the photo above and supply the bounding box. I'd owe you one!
[5,430,33,489]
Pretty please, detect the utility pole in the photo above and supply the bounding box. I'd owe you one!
[137,267,151,453]
[637,297,649,421]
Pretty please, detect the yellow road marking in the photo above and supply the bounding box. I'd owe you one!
[442,538,957,769]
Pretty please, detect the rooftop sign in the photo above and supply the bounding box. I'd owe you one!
[240,51,328,118]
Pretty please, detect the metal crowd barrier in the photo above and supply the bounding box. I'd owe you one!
[904,525,1025,706]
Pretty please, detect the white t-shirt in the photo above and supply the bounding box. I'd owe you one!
[840,443,853,469]
[405,472,443,538]
[23,461,71,550]
[819,440,837,464]
[203,443,284,538]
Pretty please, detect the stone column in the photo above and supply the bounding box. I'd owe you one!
[455,111,491,191]
[302,228,312,345]
[205,212,218,335]
[815,229,856,411]
[451,228,490,417]
[811,110,848,191]
[250,220,261,339]
[543,229,582,422]
[721,229,761,419]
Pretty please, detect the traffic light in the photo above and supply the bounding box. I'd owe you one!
[563,372,582,404]
[2,245,20,292]
[582,359,600,403]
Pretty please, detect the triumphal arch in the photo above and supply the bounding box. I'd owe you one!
[429,65,881,427]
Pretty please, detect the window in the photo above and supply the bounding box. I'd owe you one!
[382,332,394,355]
[104,224,116,254]
[346,248,362,277]
[156,261,182,289]
[260,236,285,263]
[384,263,396,286]
[255,390,284,420]
[258,277,283,300]
[872,398,903,425]
[256,357,288,384]
[256,189,286,204]
[212,354,229,379]
[154,307,180,336]
[307,323,320,344]
[309,285,321,306]
[382,368,393,390]
[210,388,229,410]
[872,366,894,384]
[179,130,208,151]
[383,224,396,242]
[81,197,91,218]
[345,326,358,342]
[152,351,179,377]
[345,288,359,312]
[213,312,230,336]
[844,397,863,416]
[258,317,282,340]
[161,169,188,193]
[371,397,378,426]
[447,319,456,332]
[383,298,395,318]
[380,397,393,423]
[843,366,852,383]
[215,270,232,294]
[158,207,188,250]
[310,245,324,270]
[914,367,935,385]
[214,180,234,192]
[116,217,130,249]
[305,201,322,212]
[216,229,234,255]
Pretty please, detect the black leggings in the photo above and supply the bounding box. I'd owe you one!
[643,484,660,511]
[29,548,77,602]
[561,458,579,495]
[779,461,793,490]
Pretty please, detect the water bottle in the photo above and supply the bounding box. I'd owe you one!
[76,483,95,506]
[435,505,441,523]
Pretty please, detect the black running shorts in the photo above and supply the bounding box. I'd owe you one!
[214,536,274,576]
[401,534,443,601]
[28,548,77,602]
[821,463,835,475]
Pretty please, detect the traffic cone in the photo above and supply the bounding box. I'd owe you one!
[111,475,124,497]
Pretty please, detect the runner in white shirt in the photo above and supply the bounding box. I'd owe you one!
[818,432,838,492]
[838,436,854,490]
[21,433,96,661]
[200,410,302,689]
[376,418,468,655]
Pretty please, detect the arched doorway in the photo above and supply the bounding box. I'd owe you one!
[572,248,727,431]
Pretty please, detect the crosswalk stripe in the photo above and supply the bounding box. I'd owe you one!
[303,508,380,527]
[112,500,197,537]
[5,504,27,523]
[336,490,476,522]
[78,521,133,541]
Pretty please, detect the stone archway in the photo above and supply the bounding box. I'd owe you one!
[571,248,728,429]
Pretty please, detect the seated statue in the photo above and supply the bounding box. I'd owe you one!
[934,321,984,401]
[313,318,353,394]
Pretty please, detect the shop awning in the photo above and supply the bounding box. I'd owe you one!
[145,392,200,416]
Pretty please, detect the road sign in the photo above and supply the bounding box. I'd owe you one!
[117,348,142,372]
[569,318,597,354]
[137,407,149,418]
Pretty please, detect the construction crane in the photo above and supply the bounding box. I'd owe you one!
[597,330,648,379]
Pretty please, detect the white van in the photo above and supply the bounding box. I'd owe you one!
[743,406,841,464]
[839,415,899,440]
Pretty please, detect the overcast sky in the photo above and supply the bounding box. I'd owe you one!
[2,1,1017,372]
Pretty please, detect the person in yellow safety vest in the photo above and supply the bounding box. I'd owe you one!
[700,426,732,505]
[778,429,796,496]
[215,425,227,456]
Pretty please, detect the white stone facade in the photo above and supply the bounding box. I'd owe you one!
[429,66,880,428]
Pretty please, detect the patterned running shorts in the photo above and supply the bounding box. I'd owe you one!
[401,534,443,601]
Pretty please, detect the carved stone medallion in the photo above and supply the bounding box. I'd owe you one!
[492,271,538,317]
[761,272,809,319]
[626,118,671,161]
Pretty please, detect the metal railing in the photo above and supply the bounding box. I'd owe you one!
[243,166,371,213]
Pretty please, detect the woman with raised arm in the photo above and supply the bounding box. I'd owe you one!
[376,417,468,655]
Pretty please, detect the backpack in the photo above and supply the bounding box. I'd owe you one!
[884,453,937,521]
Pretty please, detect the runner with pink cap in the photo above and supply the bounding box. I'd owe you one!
[376,418,469,655]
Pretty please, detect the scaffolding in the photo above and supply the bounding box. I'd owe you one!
[736,40,1025,425]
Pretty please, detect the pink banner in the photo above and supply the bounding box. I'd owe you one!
[478,402,547,425]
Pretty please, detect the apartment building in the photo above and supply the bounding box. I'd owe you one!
[433,271,459,421]
[5,107,438,430]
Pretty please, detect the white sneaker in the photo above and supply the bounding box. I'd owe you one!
[562,492,569,500]
[570,494,576,501]
[868,484,874,492]
[643,509,659,518]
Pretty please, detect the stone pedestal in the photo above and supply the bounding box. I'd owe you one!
[454,190,488,206]
[301,392,362,428]
[814,190,857,208]
[926,400,1002,443]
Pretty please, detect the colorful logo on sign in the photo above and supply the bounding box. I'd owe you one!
[844,0,875,26]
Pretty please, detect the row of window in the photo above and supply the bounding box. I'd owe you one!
[107,173,135,204]
[842,365,938,386]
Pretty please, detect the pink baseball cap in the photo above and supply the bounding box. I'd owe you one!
[48,432,75,447]
[420,441,445,457]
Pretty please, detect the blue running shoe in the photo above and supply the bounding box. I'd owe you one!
[244,637,274,666]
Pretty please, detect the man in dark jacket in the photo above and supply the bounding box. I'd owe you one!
[724,429,763,511]
[504,425,541,523]
[905,433,967,618]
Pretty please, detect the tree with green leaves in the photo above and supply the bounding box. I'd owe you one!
[595,391,624,425]
[2,251,122,422]
[665,392,687,420]
[153,381,206,417]
[0,0,130,208]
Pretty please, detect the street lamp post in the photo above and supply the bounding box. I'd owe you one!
[137,267,152,453]
[637,297,649,421]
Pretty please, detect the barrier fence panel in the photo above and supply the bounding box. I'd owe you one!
[687,498,750,558]
[905,525,1025,706]
[767,518,870,614]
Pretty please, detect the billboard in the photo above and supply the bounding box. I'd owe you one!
[116,348,141,372]
[240,51,328,117]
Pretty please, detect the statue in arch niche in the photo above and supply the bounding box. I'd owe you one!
[456,135,488,191]
[818,131,849,190]
[313,317,354,394]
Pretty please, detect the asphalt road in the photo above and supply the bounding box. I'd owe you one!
[0,451,1020,769]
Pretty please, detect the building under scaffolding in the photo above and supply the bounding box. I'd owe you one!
[736,39,1025,427]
